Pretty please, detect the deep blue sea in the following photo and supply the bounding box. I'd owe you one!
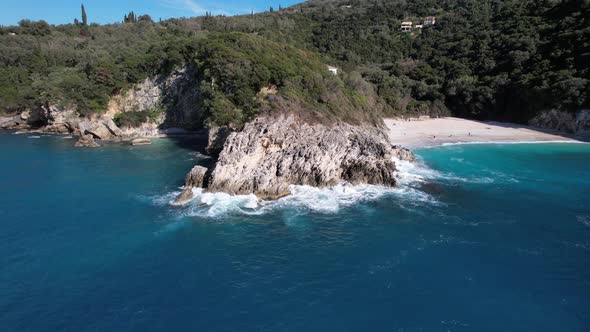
[1,132,590,332]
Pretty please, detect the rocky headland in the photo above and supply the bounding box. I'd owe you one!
[173,114,415,203]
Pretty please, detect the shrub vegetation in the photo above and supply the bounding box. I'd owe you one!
[0,0,588,126]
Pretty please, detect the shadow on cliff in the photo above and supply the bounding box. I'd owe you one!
[164,130,210,154]
[482,120,589,142]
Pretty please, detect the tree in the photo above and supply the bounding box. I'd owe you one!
[81,4,88,26]
[138,15,154,24]
[80,4,90,36]
[124,11,140,23]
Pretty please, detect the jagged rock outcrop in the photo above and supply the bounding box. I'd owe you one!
[79,118,119,139]
[74,134,100,147]
[172,166,208,205]
[37,104,77,133]
[1,104,77,132]
[0,115,25,130]
[175,115,415,202]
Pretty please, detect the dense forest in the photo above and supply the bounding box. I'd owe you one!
[0,0,588,127]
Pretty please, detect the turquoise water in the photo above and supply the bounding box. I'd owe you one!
[1,132,590,331]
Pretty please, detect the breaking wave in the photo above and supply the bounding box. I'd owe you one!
[394,157,495,185]
[149,153,524,218]
[152,157,448,218]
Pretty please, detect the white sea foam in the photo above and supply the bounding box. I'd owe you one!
[578,215,590,228]
[275,184,394,213]
[187,152,212,162]
[179,188,263,218]
[394,156,491,185]
[28,136,41,139]
[151,191,181,206]
[393,157,442,185]
[156,157,445,218]
[162,151,534,218]
[170,185,395,217]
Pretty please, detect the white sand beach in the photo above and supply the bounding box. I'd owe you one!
[385,117,580,149]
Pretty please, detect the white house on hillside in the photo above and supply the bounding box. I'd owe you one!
[400,22,413,32]
[327,65,339,75]
[424,16,436,26]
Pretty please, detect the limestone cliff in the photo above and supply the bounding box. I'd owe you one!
[0,65,200,144]
[174,114,415,203]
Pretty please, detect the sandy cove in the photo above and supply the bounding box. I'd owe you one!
[385,117,582,149]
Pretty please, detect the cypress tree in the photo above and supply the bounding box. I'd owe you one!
[80,4,90,36]
[81,4,88,26]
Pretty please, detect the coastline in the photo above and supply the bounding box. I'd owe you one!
[385,117,584,149]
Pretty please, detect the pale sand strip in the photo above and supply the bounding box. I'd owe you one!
[385,117,581,149]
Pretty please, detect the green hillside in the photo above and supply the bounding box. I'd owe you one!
[0,0,588,126]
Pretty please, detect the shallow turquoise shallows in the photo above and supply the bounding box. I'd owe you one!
[1,132,590,332]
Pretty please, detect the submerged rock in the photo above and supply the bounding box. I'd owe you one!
[176,114,415,201]
[74,134,100,147]
[172,166,208,205]
[130,138,152,146]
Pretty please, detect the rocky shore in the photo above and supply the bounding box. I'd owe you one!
[173,114,415,203]
[0,66,200,146]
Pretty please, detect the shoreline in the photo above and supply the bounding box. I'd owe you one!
[416,140,587,150]
[1,127,206,139]
[385,117,584,149]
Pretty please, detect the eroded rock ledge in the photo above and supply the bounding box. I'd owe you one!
[174,114,415,203]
